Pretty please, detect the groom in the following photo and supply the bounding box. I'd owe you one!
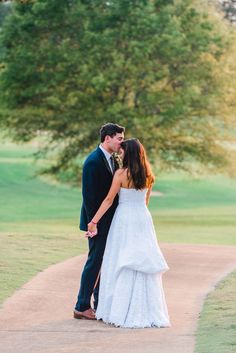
[74,123,125,320]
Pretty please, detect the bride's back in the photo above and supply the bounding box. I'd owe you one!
[119,187,147,205]
[119,168,147,190]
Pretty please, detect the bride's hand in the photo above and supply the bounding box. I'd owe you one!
[85,222,98,238]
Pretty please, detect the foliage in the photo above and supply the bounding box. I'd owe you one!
[0,2,11,28]
[0,1,12,59]
[0,0,234,181]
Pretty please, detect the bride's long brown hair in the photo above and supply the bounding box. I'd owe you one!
[120,138,155,190]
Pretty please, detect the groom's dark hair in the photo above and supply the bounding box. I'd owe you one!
[100,123,125,142]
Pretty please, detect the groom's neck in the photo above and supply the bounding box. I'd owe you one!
[100,143,112,154]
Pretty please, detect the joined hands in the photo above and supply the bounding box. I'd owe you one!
[85,222,98,238]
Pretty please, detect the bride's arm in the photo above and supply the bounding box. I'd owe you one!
[146,186,152,206]
[88,169,123,233]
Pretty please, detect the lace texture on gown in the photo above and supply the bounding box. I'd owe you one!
[96,188,170,328]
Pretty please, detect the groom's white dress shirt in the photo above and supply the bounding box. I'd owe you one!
[99,144,114,173]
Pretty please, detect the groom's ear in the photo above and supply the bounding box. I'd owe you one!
[105,135,111,141]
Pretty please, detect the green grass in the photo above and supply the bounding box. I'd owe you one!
[0,231,87,304]
[152,173,236,209]
[0,145,82,224]
[153,206,236,245]
[0,141,87,303]
[149,173,236,245]
[195,270,236,353]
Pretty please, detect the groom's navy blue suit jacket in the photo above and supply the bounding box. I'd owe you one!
[80,147,119,235]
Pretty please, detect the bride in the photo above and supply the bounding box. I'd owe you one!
[87,138,170,329]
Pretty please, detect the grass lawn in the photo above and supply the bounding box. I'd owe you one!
[150,173,236,245]
[0,141,236,353]
[195,271,236,353]
[0,141,87,303]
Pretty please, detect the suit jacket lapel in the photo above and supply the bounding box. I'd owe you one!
[97,147,113,176]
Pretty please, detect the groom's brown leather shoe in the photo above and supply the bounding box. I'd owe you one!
[73,308,96,320]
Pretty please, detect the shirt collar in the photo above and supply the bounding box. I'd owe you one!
[99,144,112,161]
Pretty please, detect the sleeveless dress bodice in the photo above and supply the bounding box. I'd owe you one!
[118,187,147,205]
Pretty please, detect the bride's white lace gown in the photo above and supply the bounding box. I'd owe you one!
[96,187,170,328]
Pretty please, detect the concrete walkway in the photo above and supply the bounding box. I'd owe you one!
[0,243,236,353]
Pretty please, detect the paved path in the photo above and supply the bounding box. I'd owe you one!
[0,243,236,353]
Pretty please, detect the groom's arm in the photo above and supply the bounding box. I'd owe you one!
[82,160,99,221]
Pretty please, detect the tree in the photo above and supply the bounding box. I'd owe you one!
[0,0,234,182]
[0,3,11,25]
[0,2,11,28]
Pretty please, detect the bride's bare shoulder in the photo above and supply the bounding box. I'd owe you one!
[114,168,130,187]
[114,168,127,178]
